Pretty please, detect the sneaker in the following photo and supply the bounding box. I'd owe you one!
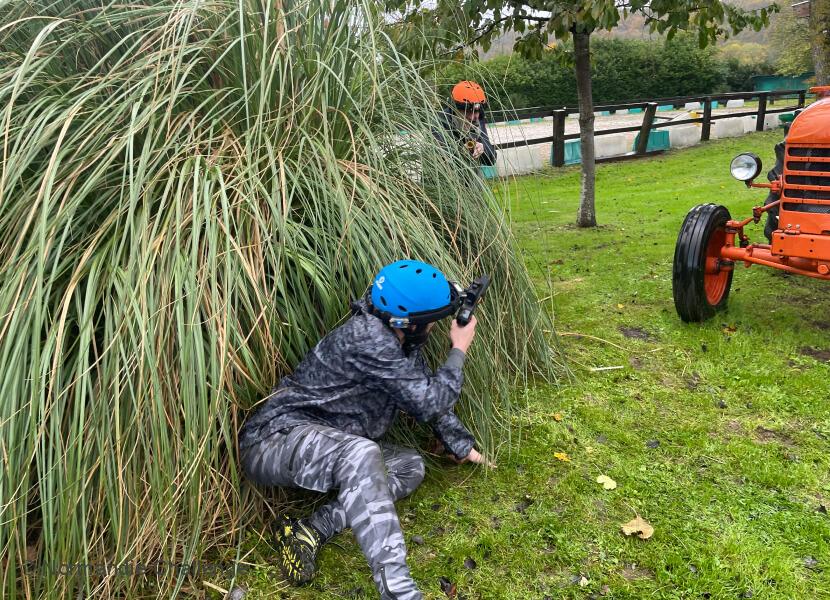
[273,515,323,585]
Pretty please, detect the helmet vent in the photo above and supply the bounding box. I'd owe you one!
[432,273,437,278]
[416,268,422,274]
[398,305,407,312]
[399,264,408,268]
[380,296,387,306]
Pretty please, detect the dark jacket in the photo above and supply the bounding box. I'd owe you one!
[238,299,476,459]
[437,106,497,167]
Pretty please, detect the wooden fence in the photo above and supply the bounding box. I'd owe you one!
[487,89,809,166]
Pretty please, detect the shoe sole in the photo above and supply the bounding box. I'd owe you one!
[273,516,315,586]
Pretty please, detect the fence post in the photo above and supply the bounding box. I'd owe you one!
[701,96,712,142]
[798,90,806,108]
[551,110,566,167]
[635,103,657,155]
[756,92,768,132]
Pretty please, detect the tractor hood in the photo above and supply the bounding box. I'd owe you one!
[787,97,830,145]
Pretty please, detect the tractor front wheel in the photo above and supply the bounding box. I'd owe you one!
[672,203,734,322]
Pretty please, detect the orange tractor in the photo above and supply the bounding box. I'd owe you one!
[673,86,830,322]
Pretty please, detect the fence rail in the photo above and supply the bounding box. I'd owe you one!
[488,89,810,166]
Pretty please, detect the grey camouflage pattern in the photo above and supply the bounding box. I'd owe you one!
[238,299,478,598]
[238,298,475,459]
[240,423,426,599]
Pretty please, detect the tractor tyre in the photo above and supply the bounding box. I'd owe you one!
[672,203,734,322]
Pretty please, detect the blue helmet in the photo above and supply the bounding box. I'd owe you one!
[369,260,459,326]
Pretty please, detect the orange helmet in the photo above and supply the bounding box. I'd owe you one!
[811,85,830,99]
[451,80,487,108]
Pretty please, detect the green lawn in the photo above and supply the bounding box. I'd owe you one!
[235,130,830,600]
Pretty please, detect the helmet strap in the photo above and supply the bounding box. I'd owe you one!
[402,324,432,356]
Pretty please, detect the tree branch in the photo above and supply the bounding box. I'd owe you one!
[441,13,552,56]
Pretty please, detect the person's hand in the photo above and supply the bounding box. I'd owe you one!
[472,142,484,159]
[430,440,496,468]
[449,448,497,469]
[449,315,477,354]
[458,448,496,468]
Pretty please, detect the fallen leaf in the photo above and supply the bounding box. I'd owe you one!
[553,413,563,422]
[621,516,654,540]
[463,557,477,570]
[579,576,589,587]
[616,303,624,309]
[600,584,610,596]
[585,446,595,454]
[722,324,738,334]
[553,452,571,462]
[596,475,617,490]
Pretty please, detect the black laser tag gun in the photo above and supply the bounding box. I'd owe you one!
[454,275,490,326]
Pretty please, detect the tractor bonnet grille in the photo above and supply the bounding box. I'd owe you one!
[788,147,830,158]
[782,202,830,214]
[786,161,829,172]
[786,174,830,186]
[784,146,830,202]
[785,188,830,200]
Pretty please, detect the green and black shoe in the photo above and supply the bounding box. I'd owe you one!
[273,515,323,585]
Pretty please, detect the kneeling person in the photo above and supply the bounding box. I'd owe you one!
[238,260,486,599]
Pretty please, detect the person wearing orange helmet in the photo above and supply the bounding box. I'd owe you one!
[437,80,497,167]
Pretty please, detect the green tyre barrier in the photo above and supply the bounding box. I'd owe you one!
[632,130,670,152]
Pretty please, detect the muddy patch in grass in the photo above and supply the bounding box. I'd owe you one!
[799,347,830,363]
[725,420,744,435]
[619,326,657,342]
[686,372,702,390]
[621,564,655,581]
[755,426,795,447]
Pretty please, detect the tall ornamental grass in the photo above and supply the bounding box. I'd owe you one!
[0,0,559,597]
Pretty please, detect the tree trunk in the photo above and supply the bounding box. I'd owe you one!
[812,0,830,85]
[573,30,597,228]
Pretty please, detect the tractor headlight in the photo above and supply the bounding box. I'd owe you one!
[730,153,762,182]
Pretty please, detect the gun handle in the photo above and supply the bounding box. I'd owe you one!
[456,311,472,326]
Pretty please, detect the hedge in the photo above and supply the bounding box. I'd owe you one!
[436,35,773,111]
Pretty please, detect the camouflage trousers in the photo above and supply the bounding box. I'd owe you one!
[240,423,426,600]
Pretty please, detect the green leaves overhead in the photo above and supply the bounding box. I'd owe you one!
[385,0,779,57]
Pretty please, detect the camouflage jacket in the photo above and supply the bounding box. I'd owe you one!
[436,106,497,167]
[238,299,476,459]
